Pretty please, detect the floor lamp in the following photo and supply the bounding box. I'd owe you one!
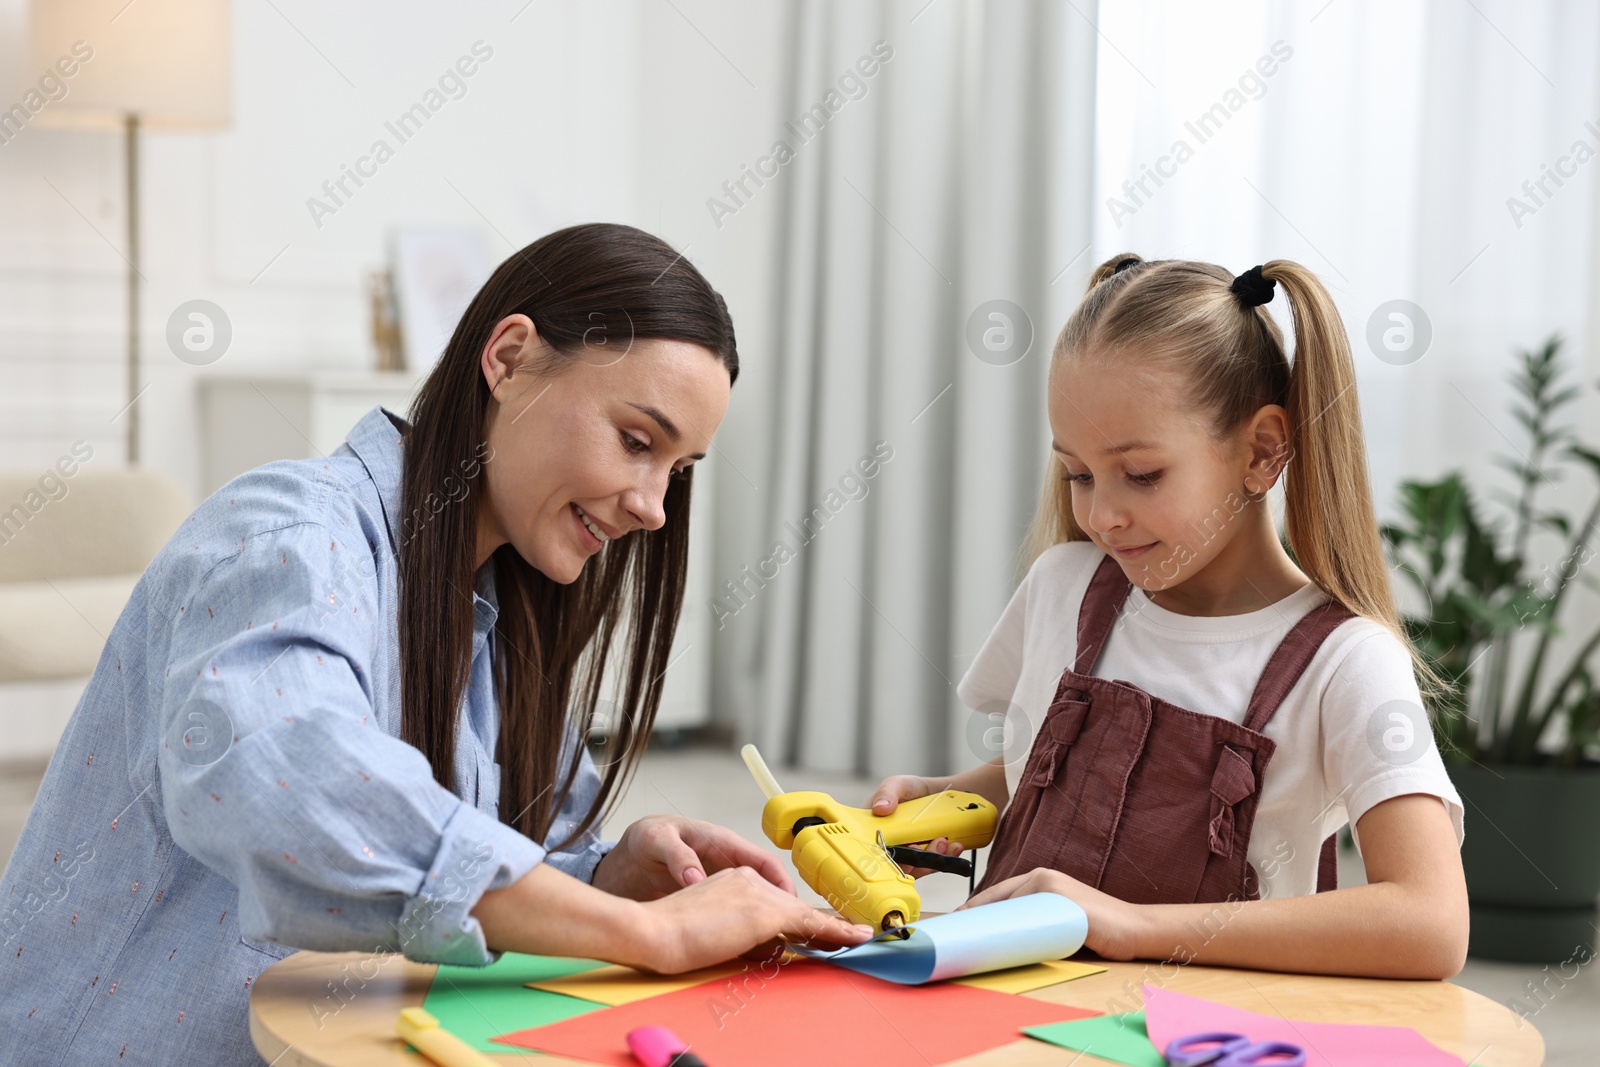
[31,0,232,465]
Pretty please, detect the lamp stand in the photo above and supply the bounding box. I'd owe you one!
[125,112,141,465]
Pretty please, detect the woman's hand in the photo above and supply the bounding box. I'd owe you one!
[864,774,964,878]
[959,866,1146,961]
[591,814,796,901]
[474,858,870,975]
[634,866,873,974]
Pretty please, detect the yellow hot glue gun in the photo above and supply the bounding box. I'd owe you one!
[741,744,998,934]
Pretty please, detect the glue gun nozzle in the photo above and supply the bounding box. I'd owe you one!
[881,912,909,938]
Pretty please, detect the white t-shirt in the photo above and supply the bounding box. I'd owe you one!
[957,541,1465,901]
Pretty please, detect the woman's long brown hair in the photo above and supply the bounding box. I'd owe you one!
[398,223,738,851]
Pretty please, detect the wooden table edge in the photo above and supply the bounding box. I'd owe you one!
[249,950,1545,1066]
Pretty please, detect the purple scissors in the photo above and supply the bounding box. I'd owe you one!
[1165,1031,1307,1067]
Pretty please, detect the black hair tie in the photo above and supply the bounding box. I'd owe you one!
[1230,265,1275,307]
[1112,257,1141,276]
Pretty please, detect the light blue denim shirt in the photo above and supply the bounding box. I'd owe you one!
[0,406,615,1065]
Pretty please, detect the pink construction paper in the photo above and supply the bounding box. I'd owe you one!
[1143,984,1465,1067]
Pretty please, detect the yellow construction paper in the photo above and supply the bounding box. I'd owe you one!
[953,958,1107,994]
[527,952,1101,1006]
[527,960,750,1006]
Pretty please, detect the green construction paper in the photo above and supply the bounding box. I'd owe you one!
[421,951,608,1053]
[1023,1010,1166,1067]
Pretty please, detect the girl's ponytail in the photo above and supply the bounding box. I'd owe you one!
[1262,261,1446,698]
[1260,261,1394,628]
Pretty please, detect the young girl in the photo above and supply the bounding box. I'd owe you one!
[871,255,1468,979]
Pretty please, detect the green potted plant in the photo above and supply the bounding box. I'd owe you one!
[1382,336,1600,963]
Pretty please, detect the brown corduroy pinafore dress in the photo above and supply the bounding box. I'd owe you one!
[975,554,1352,903]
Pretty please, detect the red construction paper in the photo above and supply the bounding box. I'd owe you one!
[494,959,1100,1067]
[1142,984,1466,1067]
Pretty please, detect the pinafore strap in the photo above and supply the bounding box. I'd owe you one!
[1075,555,1355,736]
[1073,554,1355,894]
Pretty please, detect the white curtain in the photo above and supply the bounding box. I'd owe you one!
[710,0,1098,778]
[1092,0,1600,716]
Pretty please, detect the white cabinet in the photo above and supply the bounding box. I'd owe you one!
[198,372,428,493]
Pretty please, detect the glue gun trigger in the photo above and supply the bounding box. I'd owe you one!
[885,845,974,878]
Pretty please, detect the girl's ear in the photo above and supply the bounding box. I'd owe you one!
[1242,404,1292,495]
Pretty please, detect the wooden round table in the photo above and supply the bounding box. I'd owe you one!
[250,949,1543,1065]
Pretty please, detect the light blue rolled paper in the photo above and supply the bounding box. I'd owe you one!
[795,892,1089,984]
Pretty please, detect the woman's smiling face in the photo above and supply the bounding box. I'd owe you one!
[475,314,730,582]
[1048,357,1281,592]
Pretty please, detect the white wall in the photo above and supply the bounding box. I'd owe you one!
[1,1,671,489]
[4,0,1597,755]
[0,0,791,753]
[1093,0,1600,729]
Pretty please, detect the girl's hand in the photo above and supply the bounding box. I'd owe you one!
[959,867,1146,961]
[634,866,874,973]
[592,815,796,901]
[864,774,962,878]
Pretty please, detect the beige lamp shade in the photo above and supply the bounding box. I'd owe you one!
[29,0,231,130]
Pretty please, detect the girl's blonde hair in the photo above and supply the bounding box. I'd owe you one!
[1026,253,1442,697]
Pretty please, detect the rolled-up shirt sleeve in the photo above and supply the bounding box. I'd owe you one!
[156,519,544,966]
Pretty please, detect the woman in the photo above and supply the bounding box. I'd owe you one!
[0,224,869,1064]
